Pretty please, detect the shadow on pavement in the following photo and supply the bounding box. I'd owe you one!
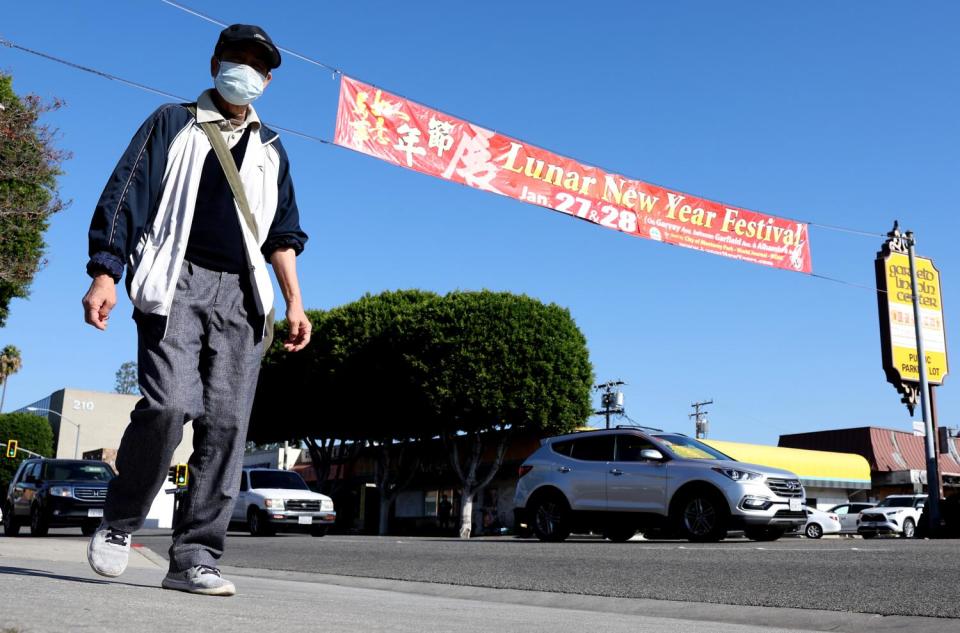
[0,565,155,589]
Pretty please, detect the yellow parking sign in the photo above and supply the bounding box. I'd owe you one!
[879,252,949,385]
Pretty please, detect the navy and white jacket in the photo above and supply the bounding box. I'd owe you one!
[86,92,307,336]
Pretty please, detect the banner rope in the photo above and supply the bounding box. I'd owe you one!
[0,36,890,292]
[160,0,342,77]
[0,38,333,146]
[161,1,892,244]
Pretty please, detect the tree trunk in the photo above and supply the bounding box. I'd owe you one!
[378,496,391,536]
[0,377,6,413]
[448,428,513,539]
[459,491,475,538]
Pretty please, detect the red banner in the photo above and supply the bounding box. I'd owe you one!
[334,76,812,273]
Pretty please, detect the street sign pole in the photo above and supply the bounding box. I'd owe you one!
[906,231,941,533]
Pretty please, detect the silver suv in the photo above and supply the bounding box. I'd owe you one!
[514,429,806,542]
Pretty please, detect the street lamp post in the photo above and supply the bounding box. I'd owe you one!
[27,406,81,459]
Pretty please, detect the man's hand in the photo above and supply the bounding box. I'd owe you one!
[283,304,311,352]
[270,246,311,353]
[82,274,117,330]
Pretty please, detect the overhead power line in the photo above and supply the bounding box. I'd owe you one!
[159,1,891,245]
[1,34,890,291]
[0,37,332,146]
[160,0,342,76]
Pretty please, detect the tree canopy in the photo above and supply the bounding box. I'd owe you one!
[0,412,54,491]
[250,288,592,455]
[0,73,69,327]
[249,289,594,535]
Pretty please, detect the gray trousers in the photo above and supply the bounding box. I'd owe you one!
[104,260,263,572]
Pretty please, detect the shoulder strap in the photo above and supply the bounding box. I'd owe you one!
[186,104,260,243]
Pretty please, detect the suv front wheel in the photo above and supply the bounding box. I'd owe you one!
[674,489,728,542]
[530,492,571,542]
[30,504,49,537]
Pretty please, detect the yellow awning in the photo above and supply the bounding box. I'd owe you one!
[702,439,871,489]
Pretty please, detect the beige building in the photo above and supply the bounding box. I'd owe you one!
[14,388,194,465]
[14,388,199,528]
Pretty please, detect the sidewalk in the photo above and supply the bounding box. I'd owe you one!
[0,536,954,633]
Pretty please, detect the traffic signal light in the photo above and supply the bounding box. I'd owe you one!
[5,440,17,458]
[168,463,188,488]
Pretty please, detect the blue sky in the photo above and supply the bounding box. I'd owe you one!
[1,1,956,445]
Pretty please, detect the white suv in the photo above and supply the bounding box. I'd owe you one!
[857,494,925,539]
[514,429,807,543]
[234,468,335,537]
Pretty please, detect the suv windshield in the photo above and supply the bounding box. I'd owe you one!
[876,497,921,508]
[249,470,309,490]
[42,462,114,482]
[653,434,731,460]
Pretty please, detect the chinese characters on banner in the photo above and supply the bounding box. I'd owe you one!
[334,76,812,273]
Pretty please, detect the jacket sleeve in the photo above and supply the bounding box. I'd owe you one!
[86,104,184,282]
[262,139,308,259]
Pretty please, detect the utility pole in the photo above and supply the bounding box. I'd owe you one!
[905,231,941,533]
[594,380,625,429]
[690,400,713,439]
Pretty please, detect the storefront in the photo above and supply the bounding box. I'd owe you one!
[779,426,960,499]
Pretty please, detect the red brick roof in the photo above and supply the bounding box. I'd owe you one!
[779,426,960,476]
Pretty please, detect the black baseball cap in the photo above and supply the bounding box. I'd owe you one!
[214,24,282,69]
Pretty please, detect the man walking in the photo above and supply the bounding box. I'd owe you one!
[81,24,310,596]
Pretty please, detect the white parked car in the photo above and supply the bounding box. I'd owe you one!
[825,502,876,534]
[233,468,335,537]
[803,506,841,539]
[857,494,926,539]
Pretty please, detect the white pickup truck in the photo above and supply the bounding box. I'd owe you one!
[234,468,335,537]
[857,494,926,538]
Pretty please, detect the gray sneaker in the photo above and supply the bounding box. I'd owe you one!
[162,565,236,596]
[87,523,131,577]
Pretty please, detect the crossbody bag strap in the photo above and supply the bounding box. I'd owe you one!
[185,104,260,243]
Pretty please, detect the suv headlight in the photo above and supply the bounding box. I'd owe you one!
[321,500,334,512]
[713,467,763,482]
[50,486,72,497]
[264,498,284,510]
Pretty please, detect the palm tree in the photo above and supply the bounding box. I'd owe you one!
[0,345,23,413]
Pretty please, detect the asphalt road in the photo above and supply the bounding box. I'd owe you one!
[122,531,960,619]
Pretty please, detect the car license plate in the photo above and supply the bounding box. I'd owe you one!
[298,516,312,525]
[789,499,801,512]
[88,509,103,518]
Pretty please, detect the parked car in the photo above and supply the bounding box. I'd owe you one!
[3,458,114,537]
[803,506,841,539]
[857,494,926,538]
[233,468,335,537]
[825,502,876,534]
[514,428,807,543]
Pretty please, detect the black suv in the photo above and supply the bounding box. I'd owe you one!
[3,458,114,536]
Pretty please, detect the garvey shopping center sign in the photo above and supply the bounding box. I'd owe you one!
[334,76,812,274]
[876,251,949,385]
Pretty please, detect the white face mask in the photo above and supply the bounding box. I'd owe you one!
[214,61,266,106]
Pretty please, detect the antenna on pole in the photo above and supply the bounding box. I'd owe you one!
[594,380,626,429]
[690,399,713,439]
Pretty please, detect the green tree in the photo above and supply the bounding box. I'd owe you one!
[114,360,138,395]
[251,290,593,537]
[0,345,22,413]
[428,292,594,537]
[0,412,53,494]
[251,291,440,535]
[0,73,70,327]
